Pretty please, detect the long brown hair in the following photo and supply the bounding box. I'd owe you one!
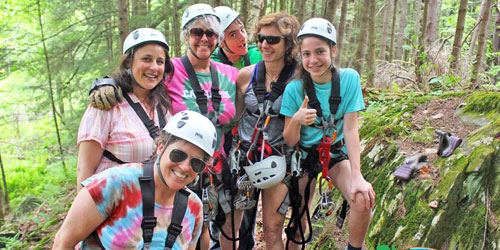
[112,43,174,113]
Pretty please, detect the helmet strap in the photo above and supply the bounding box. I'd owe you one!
[222,40,236,54]
[126,68,147,90]
[156,146,170,188]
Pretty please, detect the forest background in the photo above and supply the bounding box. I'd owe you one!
[0,0,498,248]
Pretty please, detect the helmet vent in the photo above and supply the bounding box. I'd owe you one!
[271,162,277,168]
[255,171,262,176]
[177,121,186,128]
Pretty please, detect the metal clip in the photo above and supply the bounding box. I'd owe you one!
[291,149,302,177]
[230,147,241,175]
[312,177,335,221]
[202,187,213,224]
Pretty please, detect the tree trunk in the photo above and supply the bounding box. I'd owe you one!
[321,0,328,18]
[37,0,67,176]
[415,0,428,89]
[493,6,500,83]
[248,0,266,41]
[105,19,114,70]
[164,0,170,45]
[353,0,369,75]
[118,0,129,53]
[395,0,406,61]
[411,1,422,64]
[366,0,376,87]
[326,0,339,25]
[335,0,349,67]
[240,0,249,28]
[172,0,181,57]
[296,0,306,23]
[379,0,393,60]
[280,0,286,11]
[471,0,493,86]
[450,0,468,69]
[388,0,398,62]
[0,150,8,213]
[425,0,441,46]
[311,0,317,17]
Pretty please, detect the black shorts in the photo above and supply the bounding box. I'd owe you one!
[301,150,349,176]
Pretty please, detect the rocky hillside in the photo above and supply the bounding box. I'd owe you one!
[313,91,500,249]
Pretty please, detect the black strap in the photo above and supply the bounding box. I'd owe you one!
[165,189,190,249]
[180,55,221,117]
[336,199,348,229]
[251,61,295,114]
[139,162,156,248]
[304,68,341,119]
[123,93,164,139]
[218,48,250,67]
[103,150,126,164]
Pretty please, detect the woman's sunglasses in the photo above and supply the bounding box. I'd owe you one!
[190,28,218,41]
[257,34,283,45]
[169,149,206,173]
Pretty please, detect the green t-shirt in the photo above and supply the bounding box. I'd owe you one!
[211,44,262,69]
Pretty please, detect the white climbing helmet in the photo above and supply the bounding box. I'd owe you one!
[181,3,219,30]
[214,6,240,32]
[243,155,287,189]
[123,28,169,54]
[163,111,217,156]
[297,18,337,45]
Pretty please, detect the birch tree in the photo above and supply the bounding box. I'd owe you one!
[450,0,468,69]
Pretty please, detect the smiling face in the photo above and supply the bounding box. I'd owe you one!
[130,43,166,90]
[300,36,336,83]
[257,25,286,64]
[222,20,248,56]
[156,140,204,191]
[186,20,219,60]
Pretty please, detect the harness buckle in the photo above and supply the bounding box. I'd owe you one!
[291,149,302,177]
[312,177,335,221]
[230,145,241,175]
[202,187,214,225]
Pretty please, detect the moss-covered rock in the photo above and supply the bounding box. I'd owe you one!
[312,91,500,249]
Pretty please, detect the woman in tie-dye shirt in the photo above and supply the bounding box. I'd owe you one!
[53,111,217,250]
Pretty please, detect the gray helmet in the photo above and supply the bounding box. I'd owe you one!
[297,18,336,44]
[181,4,219,30]
[123,28,169,54]
[214,6,239,32]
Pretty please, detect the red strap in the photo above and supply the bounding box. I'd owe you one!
[317,136,331,178]
[206,151,223,175]
[231,122,239,136]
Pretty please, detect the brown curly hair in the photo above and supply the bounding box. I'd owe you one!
[254,12,300,65]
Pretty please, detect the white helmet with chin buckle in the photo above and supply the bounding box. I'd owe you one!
[297,18,337,45]
[243,155,286,189]
[215,6,239,32]
[123,28,169,54]
[163,110,217,156]
[181,3,219,30]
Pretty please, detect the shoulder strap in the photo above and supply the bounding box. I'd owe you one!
[304,68,341,119]
[252,61,267,104]
[217,48,232,66]
[123,93,163,139]
[180,55,221,117]
[139,162,156,249]
[164,188,190,249]
[243,54,250,67]
[103,150,126,164]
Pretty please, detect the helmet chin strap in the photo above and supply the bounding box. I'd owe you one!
[156,146,170,188]
[222,40,236,54]
[126,68,147,90]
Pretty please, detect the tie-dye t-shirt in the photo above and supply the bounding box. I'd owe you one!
[166,58,239,156]
[78,163,203,250]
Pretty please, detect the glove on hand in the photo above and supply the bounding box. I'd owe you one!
[90,85,123,110]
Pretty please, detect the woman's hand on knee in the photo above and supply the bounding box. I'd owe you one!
[350,175,375,210]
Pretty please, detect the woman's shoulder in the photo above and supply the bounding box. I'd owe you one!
[211,60,239,75]
[339,68,360,79]
[285,78,303,90]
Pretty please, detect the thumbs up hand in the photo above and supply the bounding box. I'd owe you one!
[293,96,317,126]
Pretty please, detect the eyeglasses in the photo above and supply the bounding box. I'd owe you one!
[190,28,218,41]
[257,34,283,45]
[169,149,206,173]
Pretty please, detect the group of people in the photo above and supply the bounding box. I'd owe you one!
[53,4,375,250]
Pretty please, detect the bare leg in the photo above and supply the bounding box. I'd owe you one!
[261,182,288,250]
[219,208,244,250]
[288,173,317,250]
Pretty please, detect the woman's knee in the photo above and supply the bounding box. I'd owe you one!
[350,193,372,214]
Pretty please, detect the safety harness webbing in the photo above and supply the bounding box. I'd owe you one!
[218,48,250,67]
[103,90,166,164]
[180,55,221,118]
[91,162,190,249]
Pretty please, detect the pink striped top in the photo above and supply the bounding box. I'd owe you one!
[78,92,170,174]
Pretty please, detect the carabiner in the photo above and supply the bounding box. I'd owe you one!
[291,148,302,177]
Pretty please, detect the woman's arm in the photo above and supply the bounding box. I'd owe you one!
[76,141,104,191]
[52,188,106,249]
[282,96,317,146]
[343,112,375,209]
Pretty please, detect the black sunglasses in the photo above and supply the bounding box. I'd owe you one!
[190,28,218,40]
[257,34,283,44]
[169,149,206,173]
